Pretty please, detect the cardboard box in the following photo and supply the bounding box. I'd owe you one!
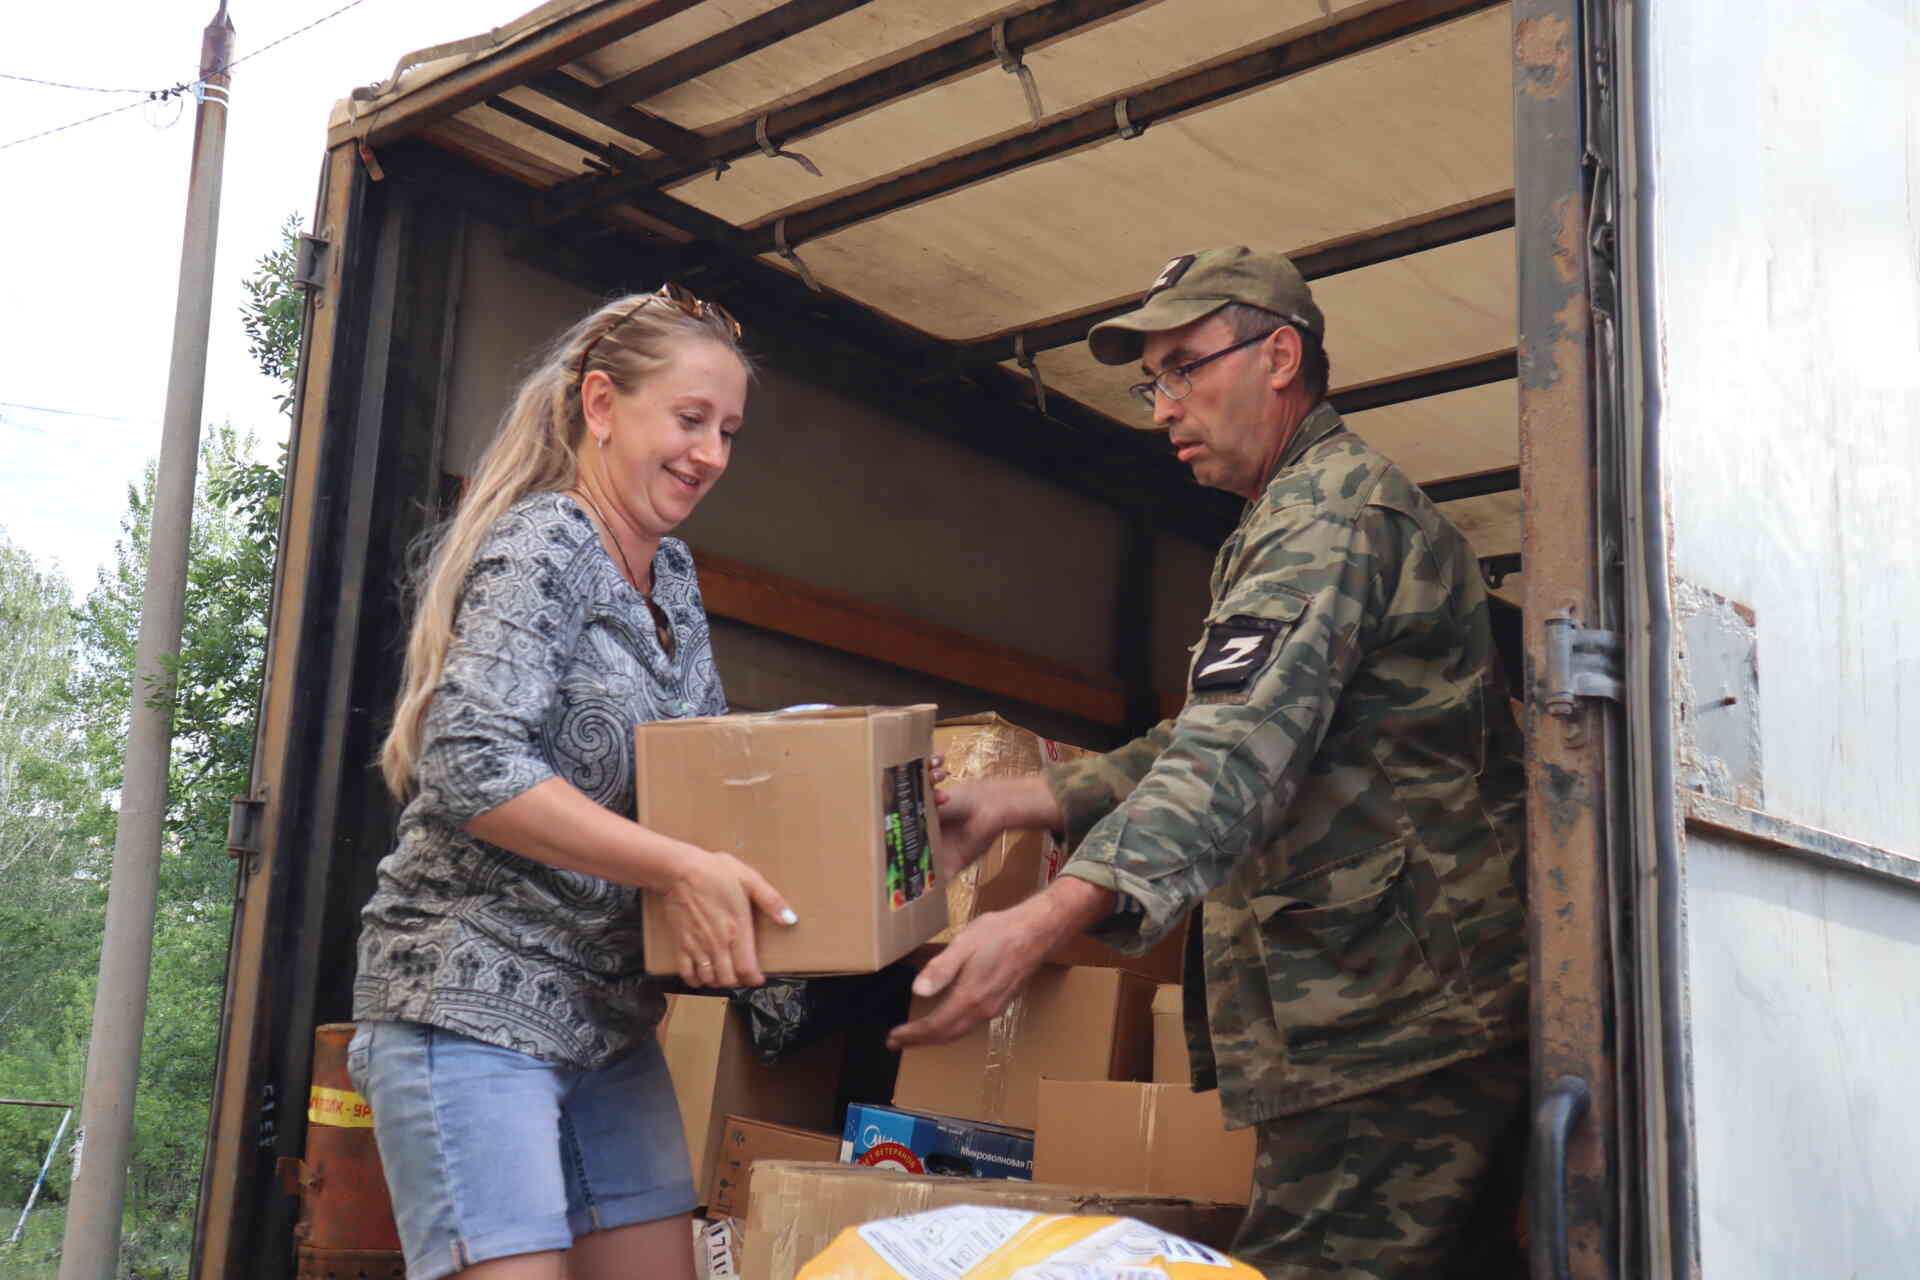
[744,1160,1242,1280]
[839,1102,1034,1179]
[1033,1080,1256,1206]
[638,706,948,975]
[709,1117,841,1222]
[934,712,1187,986]
[658,995,843,1201]
[1152,983,1190,1084]
[931,713,1092,932]
[891,965,1154,1130]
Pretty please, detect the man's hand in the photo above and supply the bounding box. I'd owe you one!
[933,775,1065,883]
[886,876,1114,1050]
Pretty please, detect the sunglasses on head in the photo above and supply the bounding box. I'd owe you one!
[576,283,741,382]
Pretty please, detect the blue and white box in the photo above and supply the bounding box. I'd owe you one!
[840,1102,1034,1180]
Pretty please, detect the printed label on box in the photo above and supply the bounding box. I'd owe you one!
[856,1206,1033,1280]
[1051,1218,1234,1268]
[856,1141,926,1174]
[884,758,934,909]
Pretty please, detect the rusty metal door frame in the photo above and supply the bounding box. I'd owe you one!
[1513,0,1642,1276]
[1517,1,1700,1276]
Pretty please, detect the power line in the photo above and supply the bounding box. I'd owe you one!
[2,0,382,153]
[0,400,154,424]
[220,0,377,74]
[0,71,161,94]
[0,96,163,153]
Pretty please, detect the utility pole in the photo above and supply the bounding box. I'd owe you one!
[59,5,233,1277]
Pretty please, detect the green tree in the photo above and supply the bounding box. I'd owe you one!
[0,216,300,1274]
[0,533,97,1215]
[242,214,303,419]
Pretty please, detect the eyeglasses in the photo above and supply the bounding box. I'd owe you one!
[577,283,742,382]
[1127,327,1282,412]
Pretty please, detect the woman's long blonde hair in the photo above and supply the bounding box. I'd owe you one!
[380,290,747,799]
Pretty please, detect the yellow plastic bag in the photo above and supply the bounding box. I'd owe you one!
[797,1208,1262,1279]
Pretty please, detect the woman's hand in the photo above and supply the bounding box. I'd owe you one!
[663,848,796,989]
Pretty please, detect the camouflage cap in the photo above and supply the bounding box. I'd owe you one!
[1088,247,1325,366]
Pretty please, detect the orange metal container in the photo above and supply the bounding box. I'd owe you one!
[294,1021,402,1270]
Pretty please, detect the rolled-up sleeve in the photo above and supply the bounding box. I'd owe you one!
[1044,719,1177,847]
[413,517,592,825]
[1059,499,1416,949]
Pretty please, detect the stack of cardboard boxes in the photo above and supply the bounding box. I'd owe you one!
[636,708,1254,1280]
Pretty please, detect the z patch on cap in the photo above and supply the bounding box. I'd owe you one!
[1191,615,1283,692]
[1147,254,1196,297]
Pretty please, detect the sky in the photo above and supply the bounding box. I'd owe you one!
[1,0,537,596]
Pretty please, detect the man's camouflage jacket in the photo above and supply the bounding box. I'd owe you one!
[1047,401,1528,1127]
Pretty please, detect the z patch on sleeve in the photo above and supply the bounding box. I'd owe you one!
[1191,615,1284,692]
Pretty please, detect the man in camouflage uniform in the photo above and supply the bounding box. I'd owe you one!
[889,248,1529,1277]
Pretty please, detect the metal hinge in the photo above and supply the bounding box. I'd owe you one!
[1543,608,1624,717]
[295,232,331,292]
[227,795,266,859]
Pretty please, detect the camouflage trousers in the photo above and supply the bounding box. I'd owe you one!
[1231,1042,1530,1279]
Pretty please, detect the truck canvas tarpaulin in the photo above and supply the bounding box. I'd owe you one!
[637,705,947,975]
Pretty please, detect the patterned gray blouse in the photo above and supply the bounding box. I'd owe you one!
[353,491,726,1068]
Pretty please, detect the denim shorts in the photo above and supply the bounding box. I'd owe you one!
[347,1021,695,1280]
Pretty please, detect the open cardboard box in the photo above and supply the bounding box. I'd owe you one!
[1033,1079,1255,1206]
[1152,983,1190,1084]
[657,994,842,1200]
[706,1115,840,1223]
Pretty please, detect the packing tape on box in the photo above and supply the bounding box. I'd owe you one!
[982,989,1031,1123]
[1134,1082,1161,1151]
[762,1168,941,1280]
[937,716,1046,932]
[716,716,775,863]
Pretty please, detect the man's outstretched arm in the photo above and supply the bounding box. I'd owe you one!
[885,873,1113,1049]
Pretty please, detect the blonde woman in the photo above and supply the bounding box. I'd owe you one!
[348,286,794,1280]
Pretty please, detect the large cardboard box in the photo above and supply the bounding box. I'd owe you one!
[744,1160,1242,1280]
[658,995,843,1200]
[638,706,948,975]
[1033,1080,1256,1206]
[708,1117,840,1223]
[891,965,1154,1130]
[1152,983,1190,1084]
[931,713,1091,931]
[934,713,1186,985]
[840,1102,1033,1179]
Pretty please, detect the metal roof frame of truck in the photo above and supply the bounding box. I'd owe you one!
[191,2,1920,1277]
